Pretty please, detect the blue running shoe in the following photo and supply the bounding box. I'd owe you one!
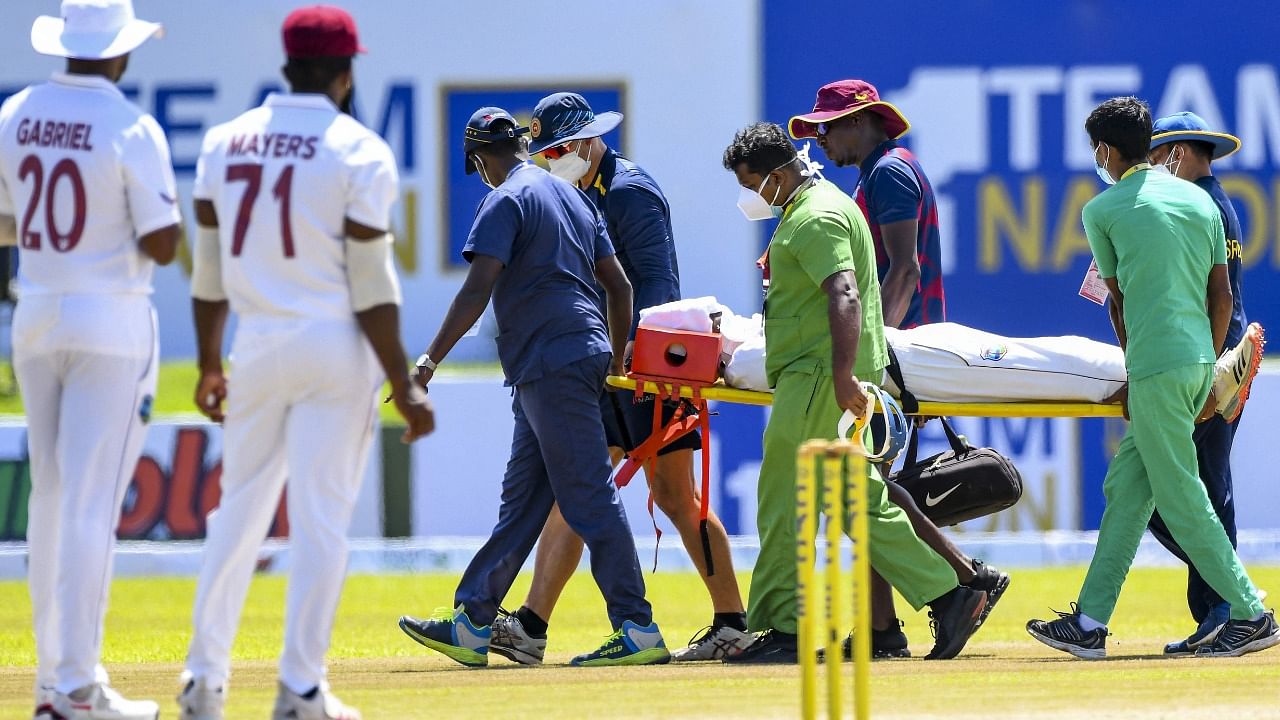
[571,620,672,667]
[399,605,490,667]
[1164,602,1230,657]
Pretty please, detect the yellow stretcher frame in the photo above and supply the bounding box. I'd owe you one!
[606,376,1125,418]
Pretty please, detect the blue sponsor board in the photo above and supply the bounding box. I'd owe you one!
[765,0,1280,528]
[440,85,626,270]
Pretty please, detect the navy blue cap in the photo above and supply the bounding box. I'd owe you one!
[464,106,528,174]
[1150,111,1240,160]
[528,92,622,154]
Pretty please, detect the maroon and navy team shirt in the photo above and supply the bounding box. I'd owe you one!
[854,139,945,329]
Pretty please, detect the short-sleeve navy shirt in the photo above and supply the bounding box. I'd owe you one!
[582,149,681,335]
[854,140,946,329]
[463,163,614,385]
[1194,175,1247,349]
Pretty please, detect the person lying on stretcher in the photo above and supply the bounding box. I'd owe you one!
[637,298,1264,423]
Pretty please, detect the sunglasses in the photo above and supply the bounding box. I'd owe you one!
[816,115,856,137]
[542,142,576,160]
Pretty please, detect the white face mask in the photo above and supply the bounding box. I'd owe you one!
[473,156,497,190]
[547,141,592,183]
[1160,145,1182,177]
[736,176,780,221]
[736,153,813,222]
[1094,144,1115,185]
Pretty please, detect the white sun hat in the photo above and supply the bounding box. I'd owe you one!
[31,0,163,60]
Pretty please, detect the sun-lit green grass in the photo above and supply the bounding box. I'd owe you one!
[1,566,1277,718]
[0,361,503,424]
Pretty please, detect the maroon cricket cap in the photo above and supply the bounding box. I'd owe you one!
[282,5,366,59]
[788,79,910,140]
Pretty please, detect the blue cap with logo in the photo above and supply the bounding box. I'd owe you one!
[1150,111,1241,160]
[463,106,528,174]
[527,92,622,155]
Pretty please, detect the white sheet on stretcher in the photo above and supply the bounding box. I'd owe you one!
[636,300,1127,404]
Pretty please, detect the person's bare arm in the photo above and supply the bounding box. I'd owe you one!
[1206,264,1232,356]
[413,254,503,387]
[191,200,230,421]
[346,218,434,442]
[594,254,633,377]
[0,215,15,247]
[877,219,920,328]
[139,224,181,265]
[1104,277,1126,351]
[824,269,868,417]
[1102,277,1130,420]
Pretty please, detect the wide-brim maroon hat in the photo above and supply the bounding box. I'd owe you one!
[789,79,910,140]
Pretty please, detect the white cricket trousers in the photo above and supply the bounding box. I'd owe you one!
[14,294,158,694]
[185,316,381,694]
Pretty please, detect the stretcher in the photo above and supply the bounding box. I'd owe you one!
[606,376,1125,418]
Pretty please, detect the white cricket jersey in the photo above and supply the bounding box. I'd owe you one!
[193,93,399,321]
[0,73,180,296]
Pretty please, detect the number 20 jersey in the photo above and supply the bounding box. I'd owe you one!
[0,73,180,296]
[193,93,399,321]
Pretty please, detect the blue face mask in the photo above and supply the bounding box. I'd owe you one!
[1094,144,1116,185]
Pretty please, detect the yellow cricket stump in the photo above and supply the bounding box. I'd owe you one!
[797,440,870,720]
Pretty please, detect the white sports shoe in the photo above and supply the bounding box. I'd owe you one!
[671,625,753,661]
[34,685,55,718]
[490,612,547,665]
[176,672,225,720]
[1214,322,1265,422]
[52,683,159,720]
[271,683,361,720]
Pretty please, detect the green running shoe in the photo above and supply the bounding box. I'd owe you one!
[399,605,490,667]
[571,620,671,667]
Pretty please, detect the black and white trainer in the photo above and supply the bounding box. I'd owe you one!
[1197,610,1280,658]
[489,610,547,666]
[671,624,753,661]
[1026,603,1107,660]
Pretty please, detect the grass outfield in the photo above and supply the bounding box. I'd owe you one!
[1,567,1277,718]
[0,362,505,424]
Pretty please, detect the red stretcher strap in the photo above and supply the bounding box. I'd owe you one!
[612,382,715,576]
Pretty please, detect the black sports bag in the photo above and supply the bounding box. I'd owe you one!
[891,417,1024,528]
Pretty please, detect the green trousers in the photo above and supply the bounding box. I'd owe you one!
[1078,363,1264,623]
[747,367,959,634]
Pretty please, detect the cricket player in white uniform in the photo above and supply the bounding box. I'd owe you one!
[176,6,433,720]
[0,2,177,718]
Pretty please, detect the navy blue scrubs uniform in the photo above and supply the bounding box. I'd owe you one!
[586,148,699,455]
[451,162,651,630]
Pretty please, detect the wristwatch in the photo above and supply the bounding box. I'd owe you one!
[416,353,438,372]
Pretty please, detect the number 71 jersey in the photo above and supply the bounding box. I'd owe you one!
[194,93,400,320]
[0,73,181,296]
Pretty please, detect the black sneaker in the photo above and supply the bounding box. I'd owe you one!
[1164,602,1229,657]
[872,621,912,658]
[965,559,1010,631]
[721,629,797,664]
[1197,611,1280,657]
[1026,603,1107,659]
[924,586,987,660]
[836,620,910,659]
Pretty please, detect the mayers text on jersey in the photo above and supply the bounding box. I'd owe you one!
[226,132,318,160]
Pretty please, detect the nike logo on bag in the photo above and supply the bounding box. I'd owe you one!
[925,484,961,507]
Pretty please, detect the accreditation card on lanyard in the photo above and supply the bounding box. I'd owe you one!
[1078,259,1110,305]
